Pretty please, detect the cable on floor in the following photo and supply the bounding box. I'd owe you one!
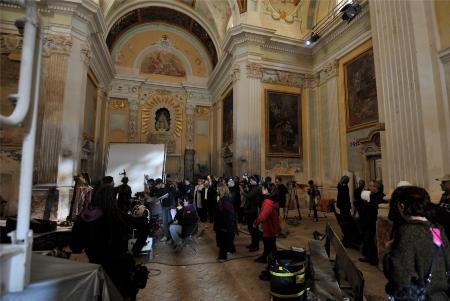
[147,254,260,266]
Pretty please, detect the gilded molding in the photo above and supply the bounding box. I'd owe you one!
[195,106,210,117]
[43,33,73,56]
[185,103,195,150]
[110,99,128,110]
[246,62,263,79]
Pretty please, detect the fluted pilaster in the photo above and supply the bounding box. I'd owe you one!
[128,99,138,143]
[370,0,448,193]
[233,61,262,175]
[36,33,72,184]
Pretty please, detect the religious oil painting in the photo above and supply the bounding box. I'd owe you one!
[344,48,379,132]
[266,90,302,157]
[222,90,233,146]
[140,51,186,77]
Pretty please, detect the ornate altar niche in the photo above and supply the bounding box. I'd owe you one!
[140,91,184,154]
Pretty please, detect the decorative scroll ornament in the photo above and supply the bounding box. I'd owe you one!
[80,42,92,66]
[0,34,22,54]
[43,33,72,56]
[246,62,263,79]
[231,64,240,82]
[323,60,338,79]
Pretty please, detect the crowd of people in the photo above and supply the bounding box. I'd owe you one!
[68,171,450,300]
[334,174,450,300]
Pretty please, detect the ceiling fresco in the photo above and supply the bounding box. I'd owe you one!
[106,6,218,66]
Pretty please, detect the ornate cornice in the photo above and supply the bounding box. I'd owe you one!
[43,33,73,56]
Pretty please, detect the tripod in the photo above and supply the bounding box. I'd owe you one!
[287,183,302,221]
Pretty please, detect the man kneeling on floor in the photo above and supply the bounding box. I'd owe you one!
[169,197,198,251]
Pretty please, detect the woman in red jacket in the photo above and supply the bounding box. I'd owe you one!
[254,182,281,264]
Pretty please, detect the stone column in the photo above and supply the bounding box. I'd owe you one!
[35,33,72,184]
[128,98,138,143]
[184,103,195,181]
[369,0,450,196]
[233,61,263,176]
[94,86,107,180]
[57,36,90,220]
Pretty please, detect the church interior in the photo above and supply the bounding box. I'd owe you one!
[1,0,450,300]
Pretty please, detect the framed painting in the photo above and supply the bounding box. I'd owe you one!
[344,48,379,132]
[266,90,302,157]
[222,90,233,146]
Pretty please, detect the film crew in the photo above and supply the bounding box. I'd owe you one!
[337,175,351,217]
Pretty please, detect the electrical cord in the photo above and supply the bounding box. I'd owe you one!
[148,254,260,266]
[148,268,162,277]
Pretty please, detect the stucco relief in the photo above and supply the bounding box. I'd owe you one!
[263,0,301,23]
[261,69,305,87]
[0,34,22,54]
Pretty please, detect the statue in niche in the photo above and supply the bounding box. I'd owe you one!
[155,108,171,132]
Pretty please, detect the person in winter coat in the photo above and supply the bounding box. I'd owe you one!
[214,182,236,262]
[241,176,261,252]
[336,175,351,216]
[253,182,280,264]
[360,179,385,265]
[384,186,450,301]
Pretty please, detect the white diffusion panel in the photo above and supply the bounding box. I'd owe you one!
[106,143,165,193]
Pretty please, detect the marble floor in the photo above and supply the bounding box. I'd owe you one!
[136,210,387,301]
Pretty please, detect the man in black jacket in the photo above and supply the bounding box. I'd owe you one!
[169,198,198,251]
[240,176,261,252]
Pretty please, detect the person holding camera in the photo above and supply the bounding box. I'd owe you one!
[241,176,261,252]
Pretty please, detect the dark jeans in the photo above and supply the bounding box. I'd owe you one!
[216,230,235,259]
[246,212,259,248]
[262,236,277,260]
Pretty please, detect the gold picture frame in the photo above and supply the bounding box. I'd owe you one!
[265,90,302,157]
[344,48,379,132]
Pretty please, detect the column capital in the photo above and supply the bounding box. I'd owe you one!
[43,33,72,56]
[246,62,263,79]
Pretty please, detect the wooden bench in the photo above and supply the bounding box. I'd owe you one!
[308,239,344,301]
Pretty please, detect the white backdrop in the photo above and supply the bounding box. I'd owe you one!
[106,143,165,193]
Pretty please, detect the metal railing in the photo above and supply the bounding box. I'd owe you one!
[0,0,42,295]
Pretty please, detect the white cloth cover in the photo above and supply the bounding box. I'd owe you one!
[3,254,123,301]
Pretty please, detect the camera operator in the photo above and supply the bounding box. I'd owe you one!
[240,176,261,252]
[117,177,132,213]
